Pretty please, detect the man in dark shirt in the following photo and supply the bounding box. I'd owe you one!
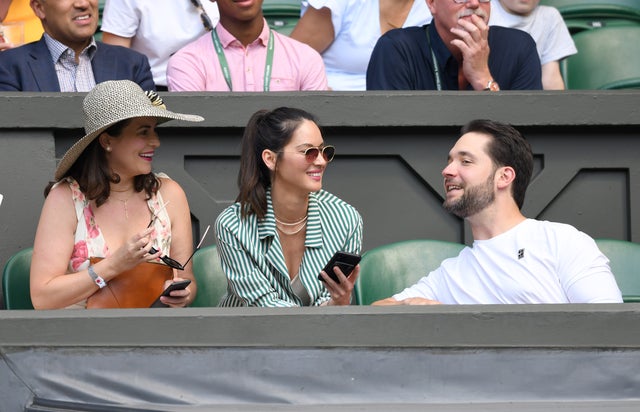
[366,0,542,91]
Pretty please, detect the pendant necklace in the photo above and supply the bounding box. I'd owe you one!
[110,190,135,219]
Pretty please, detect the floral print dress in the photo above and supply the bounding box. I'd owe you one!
[57,176,172,308]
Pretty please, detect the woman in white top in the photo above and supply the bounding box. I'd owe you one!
[291,0,431,91]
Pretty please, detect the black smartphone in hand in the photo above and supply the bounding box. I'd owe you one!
[318,251,361,283]
[150,279,191,308]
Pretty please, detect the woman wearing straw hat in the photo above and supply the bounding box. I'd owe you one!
[30,80,204,309]
[216,107,362,307]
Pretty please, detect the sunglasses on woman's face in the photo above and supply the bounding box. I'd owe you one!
[281,145,335,163]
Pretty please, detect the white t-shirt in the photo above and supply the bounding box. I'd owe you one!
[489,0,576,65]
[101,0,220,87]
[303,0,431,90]
[394,219,622,304]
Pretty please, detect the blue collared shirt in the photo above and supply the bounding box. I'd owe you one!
[44,33,97,92]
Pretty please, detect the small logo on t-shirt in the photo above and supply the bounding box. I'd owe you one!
[517,248,525,259]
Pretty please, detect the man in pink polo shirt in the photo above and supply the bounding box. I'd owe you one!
[167,0,328,91]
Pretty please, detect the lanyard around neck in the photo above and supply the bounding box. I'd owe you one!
[211,28,274,92]
[425,26,442,91]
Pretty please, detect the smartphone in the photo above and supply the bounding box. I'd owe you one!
[150,279,191,308]
[318,251,361,283]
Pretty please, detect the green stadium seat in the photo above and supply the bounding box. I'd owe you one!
[191,245,228,307]
[2,248,34,310]
[540,0,640,33]
[263,0,301,36]
[595,239,640,303]
[354,239,465,305]
[563,25,640,89]
[540,0,640,18]
[561,17,640,34]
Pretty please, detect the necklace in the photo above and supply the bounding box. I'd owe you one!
[110,192,135,219]
[276,220,307,236]
[274,214,308,226]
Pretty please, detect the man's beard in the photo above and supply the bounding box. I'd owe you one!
[443,174,495,218]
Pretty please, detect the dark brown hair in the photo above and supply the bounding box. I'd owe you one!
[45,119,160,205]
[236,107,318,219]
[461,119,533,209]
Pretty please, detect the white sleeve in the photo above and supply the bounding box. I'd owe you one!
[538,7,577,64]
[101,0,140,38]
[306,0,351,39]
[559,231,623,303]
[392,268,441,301]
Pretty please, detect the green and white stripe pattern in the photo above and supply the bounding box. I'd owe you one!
[216,189,363,307]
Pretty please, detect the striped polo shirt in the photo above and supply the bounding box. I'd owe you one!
[215,189,363,307]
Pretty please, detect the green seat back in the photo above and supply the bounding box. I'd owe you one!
[540,0,640,34]
[539,0,640,18]
[595,239,640,303]
[191,245,228,307]
[562,18,640,35]
[564,25,640,89]
[263,0,301,35]
[2,248,34,310]
[355,239,465,305]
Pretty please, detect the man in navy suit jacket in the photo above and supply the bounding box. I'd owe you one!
[0,0,154,91]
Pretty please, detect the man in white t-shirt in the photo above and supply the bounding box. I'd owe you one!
[373,119,622,305]
[489,0,576,90]
[101,0,220,90]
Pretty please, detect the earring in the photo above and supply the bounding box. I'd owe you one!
[106,146,112,152]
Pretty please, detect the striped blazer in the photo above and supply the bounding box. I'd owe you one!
[215,189,363,307]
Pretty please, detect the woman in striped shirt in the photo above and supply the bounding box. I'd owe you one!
[215,107,363,307]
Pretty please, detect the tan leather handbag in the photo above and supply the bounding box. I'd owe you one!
[86,257,173,308]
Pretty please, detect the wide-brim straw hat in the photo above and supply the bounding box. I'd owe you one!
[55,80,204,180]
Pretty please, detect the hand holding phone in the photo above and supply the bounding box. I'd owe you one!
[150,279,191,308]
[318,251,361,284]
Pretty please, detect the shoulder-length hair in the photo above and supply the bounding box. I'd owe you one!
[44,119,160,204]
